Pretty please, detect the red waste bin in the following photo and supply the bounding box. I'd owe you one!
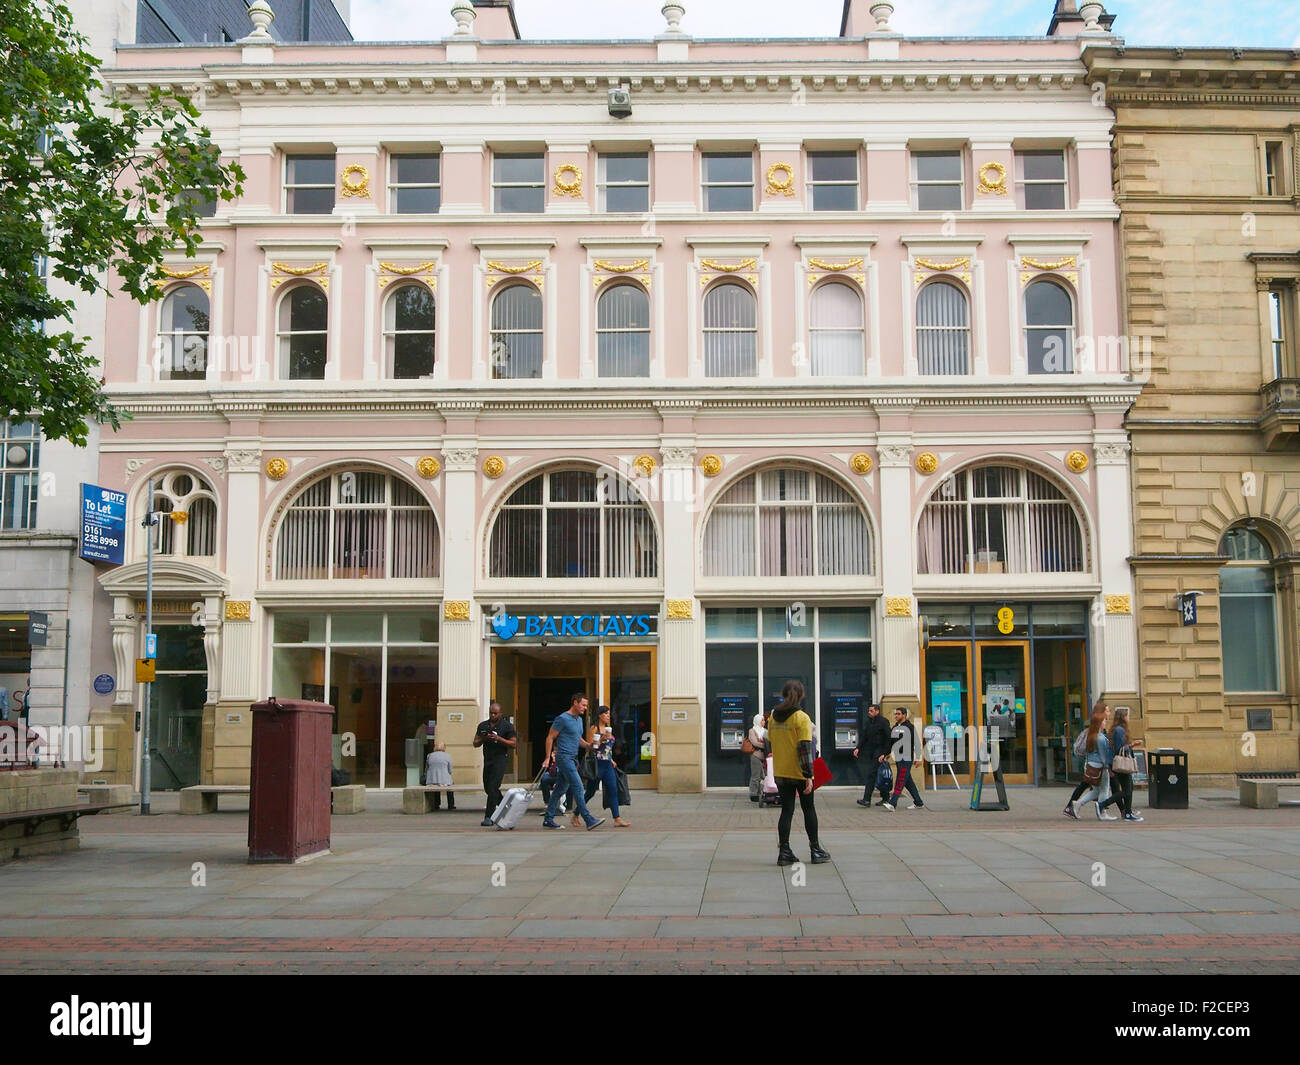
[248,698,332,864]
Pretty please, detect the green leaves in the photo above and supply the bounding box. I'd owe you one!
[1,0,244,445]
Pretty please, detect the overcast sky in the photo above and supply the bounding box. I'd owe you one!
[347,0,1299,48]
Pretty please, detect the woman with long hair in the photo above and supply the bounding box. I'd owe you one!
[583,705,630,827]
[1063,701,1113,820]
[766,680,830,866]
[1099,706,1144,822]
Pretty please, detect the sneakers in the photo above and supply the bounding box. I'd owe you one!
[542,819,564,829]
[480,818,494,827]
[777,846,799,866]
[910,801,925,810]
[874,799,889,806]
[1063,802,1079,820]
[1098,811,1119,821]
[881,801,895,811]
[585,817,606,831]
[855,798,872,808]
[1123,813,1145,822]
[809,845,831,864]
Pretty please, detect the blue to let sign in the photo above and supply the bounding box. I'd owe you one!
[79,483,127,566]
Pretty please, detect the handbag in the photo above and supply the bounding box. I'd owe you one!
[1082,761,1103,785]
[875,760,892,791]
[740,735,755,755]
[811,756,833,790]
[1111,746,1138,775]
[616,768,631,807]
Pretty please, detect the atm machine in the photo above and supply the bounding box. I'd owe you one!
[830,692,862,752]
[718,693,750,751]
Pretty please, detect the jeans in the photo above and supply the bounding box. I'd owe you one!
[583,758,621,819]
[544,755,597,824]
[1070,767,1110,806]
[861,756,889,802]
[890,762,923,806]
[1100,770,1133,816]
[483,761,506,819]
[776,777,819,850]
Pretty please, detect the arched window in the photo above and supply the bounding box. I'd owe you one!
[702,468,871,578]
[1025,279,1074,375]
[384,283,435,379]
[488,468,657,579]
[490,284,542,380]
[1219,527,1280,691]
[277,285,327,380]
[809,282,864,376]
[275,471,438,580]
[703,282,757,378]
[918,464,1084,575]
[916,280,970,375]
[596,283,650,378]
[142,470,217,558]
[158,284,209,381]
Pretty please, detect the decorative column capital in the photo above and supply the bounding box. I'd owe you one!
[441,447,478,472]
[877,444,913,468]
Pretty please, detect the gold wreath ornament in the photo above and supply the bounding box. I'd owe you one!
[340,164,370,198]
[1066,450,1090,473]
[765,163,795,198]
[977,162,1008,196]
[850,453,874,475]
[416,456,441,479]
[483,456,506,479]
[633,455,657,477]
[700,455,723,477]
[265,458,288,480]
[553,164,583,197]
[915,452,939,475]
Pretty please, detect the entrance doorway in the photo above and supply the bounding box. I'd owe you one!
[150,625,206,790]
[492,646,598,781]
[604,646,657,784]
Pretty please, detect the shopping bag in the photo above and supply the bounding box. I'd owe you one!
[812,756,833,790]
[875,760,892,791]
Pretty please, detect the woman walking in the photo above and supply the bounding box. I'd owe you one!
[1064,702,1113,820]
[766,680,830,866]
[583,706,630,827]
[746,712,768,803]
[1099,706,1145,822]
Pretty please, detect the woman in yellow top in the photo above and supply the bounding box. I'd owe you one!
[766,679,830,867]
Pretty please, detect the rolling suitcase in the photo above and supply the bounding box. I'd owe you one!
[491,768,545,830]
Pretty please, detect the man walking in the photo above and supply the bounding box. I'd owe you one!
[541,693,605,831]
[882,706,925,811]
[475,700,517,827]
[852,703,892,808]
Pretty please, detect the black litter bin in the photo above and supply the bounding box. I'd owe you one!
[1147,748,1188,809]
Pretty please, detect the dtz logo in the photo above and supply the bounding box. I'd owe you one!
[491,614,520,640]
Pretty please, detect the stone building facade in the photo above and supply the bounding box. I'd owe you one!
[1084,45,1300,779]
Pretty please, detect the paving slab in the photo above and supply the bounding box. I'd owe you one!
[902,915,1059,936]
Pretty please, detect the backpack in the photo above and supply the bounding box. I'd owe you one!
[1072,730,1089,757]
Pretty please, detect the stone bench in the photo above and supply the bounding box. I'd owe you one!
[181,783,368,814]
[402,784,481,814]
[78,783,134,813]
[1239,778,1300,809]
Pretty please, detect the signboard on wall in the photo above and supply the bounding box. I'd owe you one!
[486,611,658,642]
[79,483,127,566]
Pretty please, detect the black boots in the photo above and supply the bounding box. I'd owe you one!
[777,846,798,865]
[809,845,831,864]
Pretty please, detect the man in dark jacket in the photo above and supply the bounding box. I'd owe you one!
[853,704,892,807]
[883,707,925,811]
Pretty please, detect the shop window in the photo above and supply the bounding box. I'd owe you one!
[918,464,1084,576]
[493,153,545,213]
[277,284,328,380]
[598,153,650,213]
[1015,149,1068,210]
[703,282,757,378]
[916,280,970,375]
[596,283,651,378]
[0,421,40,531]
[702,467,872,578]
[808,151,859,211]
[284,153,335,214]
[275,471,439,580]
[702,152,754,212]
[176,187,217,218]
[157,283,209,381]
[809,281,864,376]
[389,153,440,214]
[141,470,217,558]
[490,284,543,380]
[383,283,435,379]
[1025,279,1075,375]
[488,468,657,579]
[1219,527,1280,692]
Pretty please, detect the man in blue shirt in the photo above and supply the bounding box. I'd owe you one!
[542,693,605,830]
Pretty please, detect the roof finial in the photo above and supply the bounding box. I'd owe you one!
[1079,3,1108,33]
[243,0,274,41]
[451,1,477,36]
[661,3,686,34]
[869,2,895,32]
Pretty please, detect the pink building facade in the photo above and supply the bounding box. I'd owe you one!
[88,0,1140,793]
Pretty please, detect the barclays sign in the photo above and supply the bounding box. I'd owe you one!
[488,612,657,642]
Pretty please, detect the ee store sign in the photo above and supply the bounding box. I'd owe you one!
[489,613,655,641]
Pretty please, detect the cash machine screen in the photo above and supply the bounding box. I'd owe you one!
[718,693,749,751]
[831,692,862,750]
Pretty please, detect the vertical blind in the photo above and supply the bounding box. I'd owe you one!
[491,284,543,379]
[279,285,328,380]
[276,472,439,580]
[597,283,651,377]
[702,468,872,577]
[916,280,970,375]
[147,471,217,558]
[703,282,757,377]
[809,282,864,376]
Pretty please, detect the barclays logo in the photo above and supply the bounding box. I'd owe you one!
[491,614,520,640]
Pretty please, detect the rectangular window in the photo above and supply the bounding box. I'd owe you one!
[284,153,336,214]
[1264,141,1285,196]
[598,153,650,213]
[912,150,964,211]
[808,151,859,211]
[1269,287,1290,379]
[702,152,754,212]
[0,421,40,531]
[493,153,545,213]
[1221,568,1280,692]
[389,153,441,213]
[1016,149,1067,210]
[177,188,217,218]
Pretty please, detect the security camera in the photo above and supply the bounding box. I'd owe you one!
[608,87,632,119]
[539,638,549,648]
